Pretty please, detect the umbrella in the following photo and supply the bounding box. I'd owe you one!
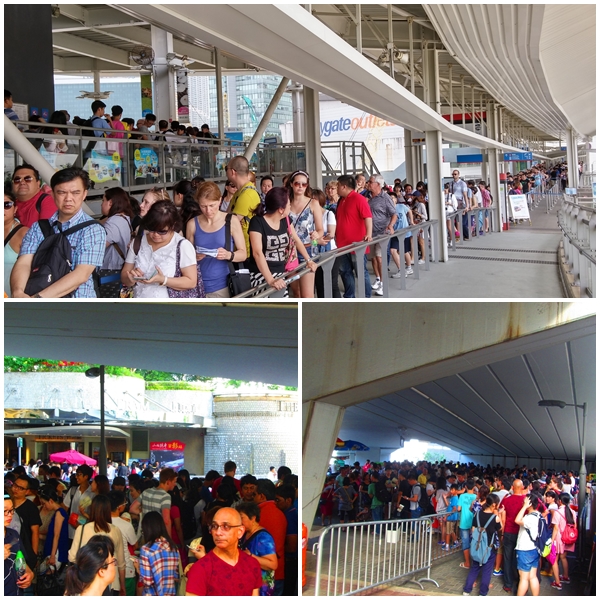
[336,440,370,452]
[335,438,345,447]
[49,449,97,466]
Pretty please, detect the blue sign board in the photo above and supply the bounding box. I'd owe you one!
[457,154,483,163]
[503,152,533,161]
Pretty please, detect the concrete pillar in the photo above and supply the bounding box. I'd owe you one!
[423,47,440,114]
[302,400,345,528]
[290,82,304,143]
[93,70,101,95]
[425,129,446,261]
[566,127,578,189]
[303,86,322,189]
[151,26,176,121]
[489,148,502,232]
[481,152,488,184]
[214,49,224,139]
[404,130,414,184]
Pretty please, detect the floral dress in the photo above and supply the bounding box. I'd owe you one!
[241,528,276,596]
[290,200,317,258]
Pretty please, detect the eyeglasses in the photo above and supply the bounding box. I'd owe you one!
[4,201,15,209]
[293,182,308,188]
[226,183,236,188]
[12,176,35,184]
[101,558,117,569]
[208,522,243,533]
[11,483,28,492]
[147,229,170,236]
[452,172,459,176]
[4,509,15,516]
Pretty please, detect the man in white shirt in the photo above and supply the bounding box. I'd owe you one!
[109,490,138,596]
[267,466,278,482]
[60,464,96,540]
[106,461,116,483]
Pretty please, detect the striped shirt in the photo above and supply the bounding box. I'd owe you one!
[139,537,180,596]
[140,487,171,522]
[20,209,106,297]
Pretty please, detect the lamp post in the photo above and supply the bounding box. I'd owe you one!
[538,399,588,561]
[86,365,106,476]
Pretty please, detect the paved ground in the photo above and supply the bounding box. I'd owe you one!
[374,202,564,299]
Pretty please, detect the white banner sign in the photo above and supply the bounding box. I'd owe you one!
[508,194,531,220]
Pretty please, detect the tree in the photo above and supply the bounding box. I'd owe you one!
[424,450,446,463]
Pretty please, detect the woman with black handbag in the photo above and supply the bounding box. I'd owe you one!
[185,182,246,297]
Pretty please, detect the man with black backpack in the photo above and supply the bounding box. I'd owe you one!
[75,100,111,162]
[10,167,106,298]
[367,472,386,533]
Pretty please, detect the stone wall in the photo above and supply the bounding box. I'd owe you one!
[204,394,299,477]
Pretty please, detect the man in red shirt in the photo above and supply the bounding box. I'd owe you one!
[11,165,57,227]
[499,478,526,593]
[185,507,262,596]
[332,174,373,298]
[254,479,287,595]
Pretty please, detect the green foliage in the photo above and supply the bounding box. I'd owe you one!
[145,381,213,391]
[423,450,446,463]
[4,357,141,377]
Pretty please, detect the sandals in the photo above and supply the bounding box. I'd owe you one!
[459,562,470,569]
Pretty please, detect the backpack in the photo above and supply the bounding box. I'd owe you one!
[375,480,391,503]
[23,219,103,297]
[558,510,578,545]
[418,485,435,515]
[470,511,497,566]
[525,511,553,557]
[81,116,104,153]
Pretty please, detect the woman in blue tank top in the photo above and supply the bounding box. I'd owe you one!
[185,182,247,297]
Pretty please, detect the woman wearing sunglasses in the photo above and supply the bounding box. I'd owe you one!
[121,200,201,298]
[4,493,34,595]
[220,180,238,212]
[285,170,323,298]
[4,187,29,297]
[64,535,117,596]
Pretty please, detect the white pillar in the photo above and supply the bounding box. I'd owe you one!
[151,26,176,121]
[214,49,224,139]
[93,70,101,95]
[489,148,502,232]
[404,129,414,184]
[423,47,440,113]
[290,82,304,143]
[303,86,322,189]
[566,127,578,189]
[425,129,446,261]
[302,401,346,529]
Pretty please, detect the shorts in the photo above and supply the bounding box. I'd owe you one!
[516,548,539,572]
[445,520,456,535]
[390,237,399,251]
[369,243,382,258]
[459,528,472,550]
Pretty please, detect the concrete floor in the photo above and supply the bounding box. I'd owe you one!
[373,202,565,299]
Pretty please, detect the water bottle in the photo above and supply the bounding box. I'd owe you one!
[15,550,26,579]
[311,237,318,256]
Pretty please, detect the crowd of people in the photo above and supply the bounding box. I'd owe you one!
[4,459,298,596]
[4,91,586,299]
[319,459,585,596]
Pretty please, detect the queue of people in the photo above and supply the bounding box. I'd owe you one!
[319,459,584,596]
[4,459,297,596]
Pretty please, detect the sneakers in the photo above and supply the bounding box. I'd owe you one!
[391,271,403,279]
[551,582,563,590]
[437,540,446,545]
[443,545,450,551]
[492,569,503,577]
[371,278,382,290]
[559,576,570,584]
[452,541,461,549]
[418,259,426,264]
[405,267,414,275]
[540,570,552,577]
[375,286,384,296]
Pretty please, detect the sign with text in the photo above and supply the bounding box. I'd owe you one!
[508,194,531,221]
[503,152,533,161]
[150,440,186,471]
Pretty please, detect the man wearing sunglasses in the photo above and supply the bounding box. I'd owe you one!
[11,164,58,227]
[185,507,262,596]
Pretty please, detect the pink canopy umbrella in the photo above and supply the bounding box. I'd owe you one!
[49,449,97,466]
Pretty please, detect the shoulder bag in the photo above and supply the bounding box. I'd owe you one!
[224,214,252,296]
[284,216,299,272]
[168,239,206,298]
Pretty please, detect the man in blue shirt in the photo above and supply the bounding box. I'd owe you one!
[458,478,477,567]
[449,169,472,239]
[11,167,106,298]
[444,484,461,551]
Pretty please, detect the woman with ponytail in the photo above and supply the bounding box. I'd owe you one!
[463,493,501,596]
[64,535,116,596]
[549,493,577,589]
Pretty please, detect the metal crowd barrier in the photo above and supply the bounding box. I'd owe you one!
[558,195,596,298]
[528,182,562,213]
[312,512,461,596]
[445,206,494,252]
[234,220,439,298]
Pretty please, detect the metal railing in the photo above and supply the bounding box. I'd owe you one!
[234,220,439,298]
[445,206,495,252]
[558,194,596,298]
[5,120,376,197]
[312,513,461,596]
[528,182,562,213]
